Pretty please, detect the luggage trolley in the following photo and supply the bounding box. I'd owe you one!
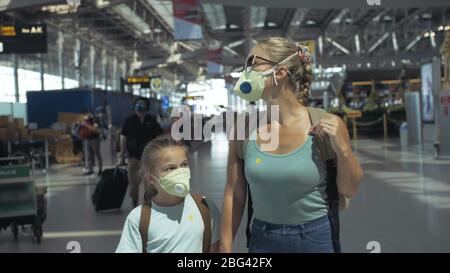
[0,157,47,243]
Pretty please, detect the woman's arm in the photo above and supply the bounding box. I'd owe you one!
[310,114,364,198]
[220,140,247,253]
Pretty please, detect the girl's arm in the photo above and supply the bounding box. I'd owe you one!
[115,214,142,253]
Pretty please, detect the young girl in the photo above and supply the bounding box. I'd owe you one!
[116,135,220,253]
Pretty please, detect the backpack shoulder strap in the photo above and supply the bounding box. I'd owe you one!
[139,202,152,253]
[190,193,211,253]
[236,139,249,160]
[306,107,336,162]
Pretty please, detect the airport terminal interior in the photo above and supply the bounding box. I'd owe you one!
[0,0,450,253]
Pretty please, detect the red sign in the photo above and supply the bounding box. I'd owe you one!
[207,48,223,64]
[441,96,450,117]
[173,0,203,25]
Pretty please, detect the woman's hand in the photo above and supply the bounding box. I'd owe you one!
[309,114,363,198]
[309,115,350,155]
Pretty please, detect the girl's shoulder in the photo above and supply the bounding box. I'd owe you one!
[125,205,144,225]
[190,194,220,216]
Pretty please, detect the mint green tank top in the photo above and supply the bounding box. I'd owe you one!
[244,134,328,225]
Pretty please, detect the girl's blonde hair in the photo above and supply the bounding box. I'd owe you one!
[257,37,313,106]
[140,134,189,199]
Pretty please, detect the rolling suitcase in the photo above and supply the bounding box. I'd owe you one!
[92,167,128,211]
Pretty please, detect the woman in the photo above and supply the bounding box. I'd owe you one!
[220,37,364,253]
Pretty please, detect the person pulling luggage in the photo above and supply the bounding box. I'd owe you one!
[119,98,164,207]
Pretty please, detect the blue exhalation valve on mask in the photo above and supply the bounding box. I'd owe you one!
[173,184,186,195]
[240,82,252,94]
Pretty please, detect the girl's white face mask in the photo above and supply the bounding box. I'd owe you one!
[150,167,191,198]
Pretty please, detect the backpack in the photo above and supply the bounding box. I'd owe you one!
[138,193,211,253]
[235,106,350,253]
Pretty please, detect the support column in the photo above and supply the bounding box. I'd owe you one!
[40,53,45,91]
[89,45,96,88]
[13,54,19,102]
[112,56,118,91]
[102,49,107,90]
[121,60,127,93]
[243,7,252,56]
[57,31,65,89]
[74,39,82,87]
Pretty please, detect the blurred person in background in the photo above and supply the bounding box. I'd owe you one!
[119,98,164,208]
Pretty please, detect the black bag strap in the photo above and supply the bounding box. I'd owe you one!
[306,107,341,253]
[245,183,253,248]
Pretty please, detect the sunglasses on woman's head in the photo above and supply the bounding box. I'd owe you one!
[244,55,278,72]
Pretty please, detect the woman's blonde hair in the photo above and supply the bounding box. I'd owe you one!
[140,134,189,199]
[257,37,313,106]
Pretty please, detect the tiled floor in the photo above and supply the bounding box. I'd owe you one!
[1,135,449,253]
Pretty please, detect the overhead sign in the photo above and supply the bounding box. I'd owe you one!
[126,76,150,88]
[0,24,47,54]
[151,77,163,92]
[184,95,204,101]
[347,110,362,118]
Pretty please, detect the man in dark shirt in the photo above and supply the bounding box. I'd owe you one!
[119,98,163,207]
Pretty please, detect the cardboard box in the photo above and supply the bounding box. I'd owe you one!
[20,128,29,141]
[0,128,13,142]
[13,118,25,130]
[0,116,13,127]
[30,128,65,140]
[58,112,86,124]
[51,122,67,133]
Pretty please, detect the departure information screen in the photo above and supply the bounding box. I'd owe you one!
[126,76,151,88]
[0,24,48,54]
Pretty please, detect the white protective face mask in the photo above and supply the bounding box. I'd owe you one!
[150,167,191,198]
[232,51,300,102]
